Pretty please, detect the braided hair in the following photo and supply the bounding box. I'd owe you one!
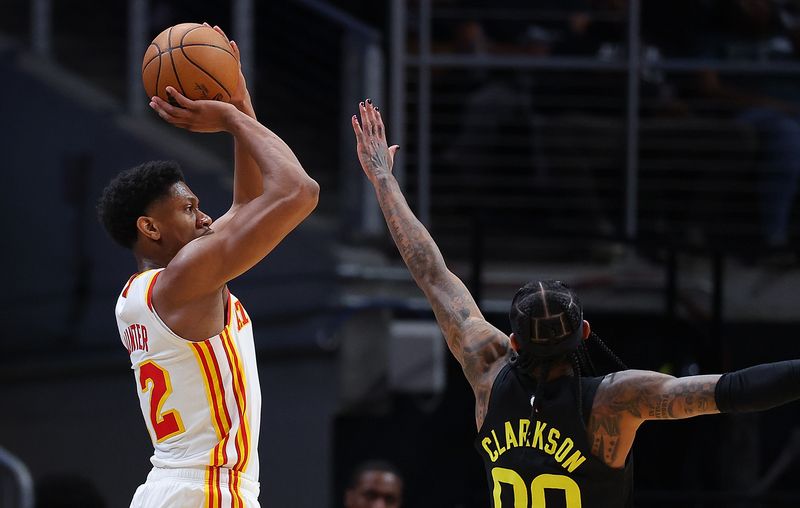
[509,281,627,435]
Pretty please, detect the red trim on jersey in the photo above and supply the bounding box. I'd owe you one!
[220,330,246,472]
[206,341,234,466]
[192,343,229,443]
[121,271,146,298]
[211,466,220,508]
[229,469,244,508]
[221,328,250,472]
[207,343,234,431]
[145,271,161,311]
[204,467,212,507]
[226,293,233,328]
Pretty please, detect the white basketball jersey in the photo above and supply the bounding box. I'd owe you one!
[115,269,261,494]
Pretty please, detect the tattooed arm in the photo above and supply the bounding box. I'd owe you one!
[352,99,510,429]
[587,370,721,468]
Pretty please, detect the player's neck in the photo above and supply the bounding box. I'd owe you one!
[133,239,177,272]
[532,362,574,381]
[135,253,167,272]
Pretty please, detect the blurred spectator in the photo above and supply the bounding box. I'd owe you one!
[696,0,800,258]
[439,0,684,244]
[344,460,404,508]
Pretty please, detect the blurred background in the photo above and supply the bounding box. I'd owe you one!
[1,0,800,506]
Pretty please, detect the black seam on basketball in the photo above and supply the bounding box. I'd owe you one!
[142,56,157,72]
[154,48,162,97]
[166,24,187,97]
[180,24,233,57]
[142,43,161,69]
[178,46,235,99]
[142,53,160,76]
[147,43,235,61]
[170,43,234,57]
[179,24,206,58]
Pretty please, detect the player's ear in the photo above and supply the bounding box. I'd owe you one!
[509,333,521,352]
[137,216,161,241]
[582,320,591,340]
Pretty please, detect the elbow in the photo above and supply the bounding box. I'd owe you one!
[293,175,319,215]
[414,261,449,289]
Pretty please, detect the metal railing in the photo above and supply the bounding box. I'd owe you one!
[0,447,33,508]
[392,0,800,256]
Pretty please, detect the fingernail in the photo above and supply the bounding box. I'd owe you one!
[360,102,364,107]
[375,106,379,112]
[352,115,357,119]
[366,98,372,104]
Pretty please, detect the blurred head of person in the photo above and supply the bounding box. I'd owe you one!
[344,460,403,508]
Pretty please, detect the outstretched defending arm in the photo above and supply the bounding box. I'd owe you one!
[352,99,510,429]
[588,360,800,467]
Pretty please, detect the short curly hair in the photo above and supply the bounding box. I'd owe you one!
[97,161,185,249]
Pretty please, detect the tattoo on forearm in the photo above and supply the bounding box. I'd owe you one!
[366,138,511,430]
[375,178,461,337]
[588,373,720,466]
[649,394,675,419]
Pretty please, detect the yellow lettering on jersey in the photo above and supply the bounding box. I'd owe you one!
[554,437,574,462]
[504,421,519,449]
[562,450,587,473]
[545,427,560,454]
[532,421,547,450]
[531,474,582,507]
[483,419,588,473]
[492,467,528,507]
[519,419,530,447]
[234,301,250,331]
[492,429,506,455]
[482,437,499,462]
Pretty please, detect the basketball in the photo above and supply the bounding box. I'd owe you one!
[142,23,239,104]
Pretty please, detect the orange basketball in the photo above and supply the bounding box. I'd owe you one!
[142,23,238,104]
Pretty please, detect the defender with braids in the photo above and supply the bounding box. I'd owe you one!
[352,98,800,507]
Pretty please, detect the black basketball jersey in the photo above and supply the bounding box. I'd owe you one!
[474,362,633,508]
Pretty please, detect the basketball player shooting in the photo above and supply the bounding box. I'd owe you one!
[352,99,800,507]
[97,26,319,508]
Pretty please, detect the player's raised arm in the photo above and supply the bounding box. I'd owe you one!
[149,87,319,300]
[205,24,263,216]
[352,99,510,424]
[588,361,800,467]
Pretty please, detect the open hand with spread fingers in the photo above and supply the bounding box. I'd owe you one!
[149,85,238,133]
[351,99,400,184]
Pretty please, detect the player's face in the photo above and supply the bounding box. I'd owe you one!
[148,182,213,254]
[345,471,403,508]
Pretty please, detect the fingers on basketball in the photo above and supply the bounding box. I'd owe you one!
[142,23,238,103]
